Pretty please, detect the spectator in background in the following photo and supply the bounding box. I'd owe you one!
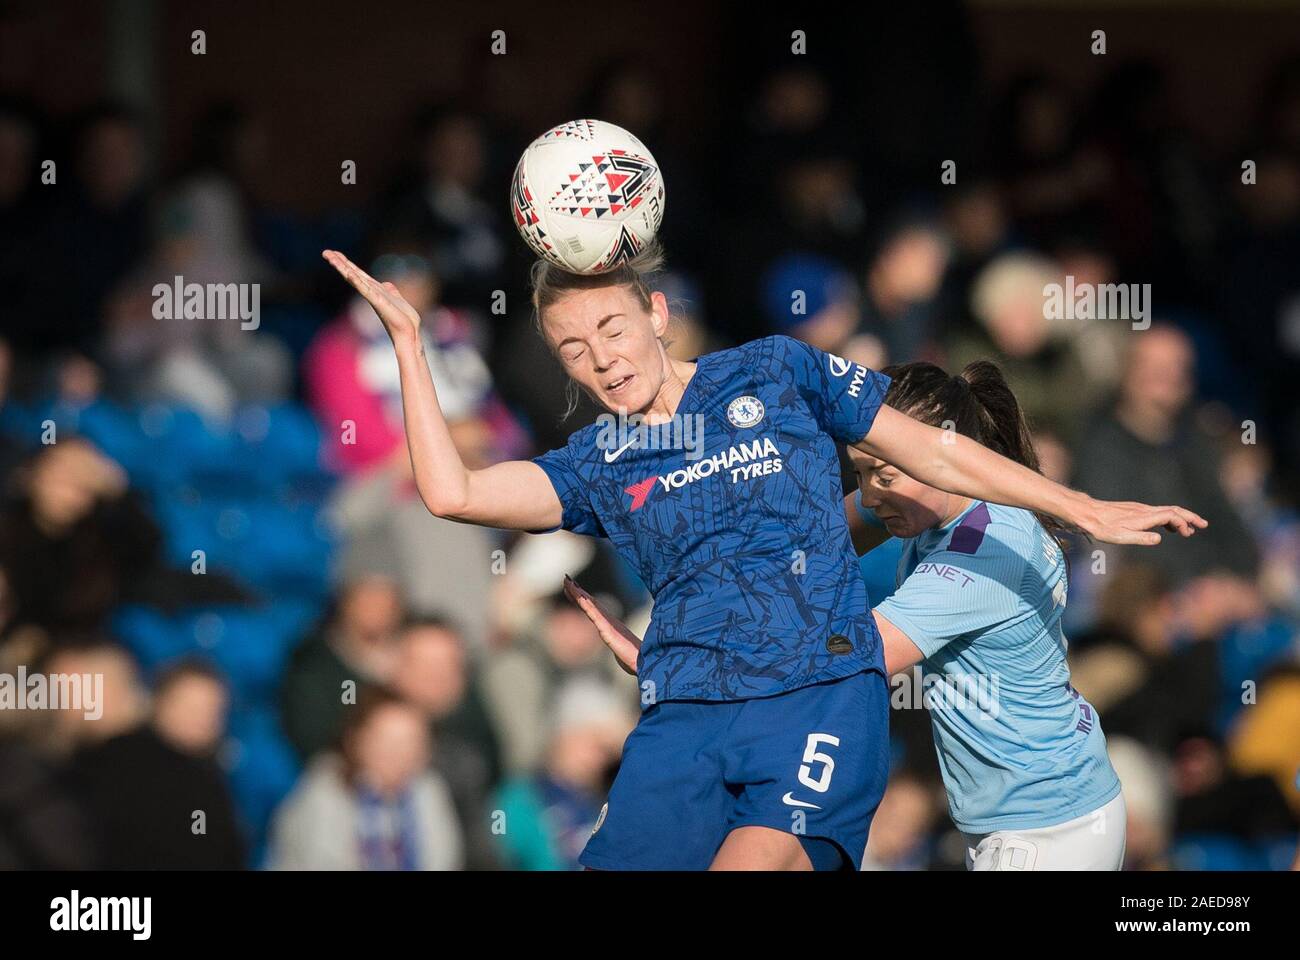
[1219,438,1300,618]
[1218,139,1300,482]
[1049,234,1128,391]
[656,271,723,363]
[280,574,404,761]
[152,658,233,756]
[0,440,136,637]
[174,101,275,268]
[40,641,148,755]
[1070,566,1219,755]
[491,678,636,870]
[393,616,504,785]
[992,74,1106,251]
[946,252,1097,445]
[99,167,291,422]
[858,218,950,363]
[304,247,526,476]
[579,58,707,271]
[59,644,246,869]
[1228,665,1300,820]
[1172,728,1297,850]
[0,439,248,640]
[1069,567,1174,711]
[42,103,152,358]
[774,147,868,271]
[1108,736,1175,871]
[1073,558,1293,774]
[725,101,865,345]
[1085,62,1221,298]
[483,527,613,647]
[0,733,94,868]
[0,338,28,479]
[390,616,502,870]
[269,687,462,870]
[934,178,1013,343]
[734,66,841,228]
[0,102,47,355]
[1073,325,1259,586]
[761,254,880,367]
[483,587,638,776]
[0,630,96,869]
[375,106,508,310]
[478,526,644,777]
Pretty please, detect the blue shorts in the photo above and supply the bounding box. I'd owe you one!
[579,669,890,871]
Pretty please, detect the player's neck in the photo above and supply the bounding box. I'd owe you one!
[940,494,975,527]
[644,358,697,425]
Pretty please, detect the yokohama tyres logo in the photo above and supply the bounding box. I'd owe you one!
[622,437,783,510]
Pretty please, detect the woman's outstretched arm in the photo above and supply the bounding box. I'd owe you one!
[856,405,1208,546]
[324,250,562,532]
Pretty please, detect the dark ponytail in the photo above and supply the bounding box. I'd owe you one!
[960,360,1042,474]
[880,360,1072,544]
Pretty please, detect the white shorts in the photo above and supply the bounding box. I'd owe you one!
[960,792,1126,871]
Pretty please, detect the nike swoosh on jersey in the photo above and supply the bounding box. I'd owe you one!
[603,438,639,463]
[781,792,822,810]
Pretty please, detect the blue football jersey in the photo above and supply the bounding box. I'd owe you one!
[533,335,891,703]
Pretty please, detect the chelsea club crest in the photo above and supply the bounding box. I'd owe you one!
[727,395,765,429]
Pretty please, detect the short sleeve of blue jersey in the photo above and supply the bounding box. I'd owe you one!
[531,440,606,538]
[874,533,1027,659]
[769,336,891,444]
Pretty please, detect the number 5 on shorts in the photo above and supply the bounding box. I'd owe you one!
[797,733,840,793]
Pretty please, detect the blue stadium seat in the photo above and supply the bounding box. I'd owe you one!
[221,704,303,867]
[1217,615,1295,733]
[234,402,334,495]
[114,603,319,700]
[1171,833,1277,870]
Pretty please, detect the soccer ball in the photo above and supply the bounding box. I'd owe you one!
[510,119,665,274]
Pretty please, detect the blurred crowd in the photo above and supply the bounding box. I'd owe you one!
[0,44,1298,870]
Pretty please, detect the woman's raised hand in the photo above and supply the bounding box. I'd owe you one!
[322,249,421,344]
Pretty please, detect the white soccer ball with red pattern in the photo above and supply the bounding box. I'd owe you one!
[510,119,664,274]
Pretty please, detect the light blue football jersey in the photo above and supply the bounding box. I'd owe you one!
[871,500,1121,833]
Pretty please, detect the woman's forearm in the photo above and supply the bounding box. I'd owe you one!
[861,405,1206,545]
[859,405,1091,527]
[321,251,561,529]
[925,431,1091,527]
[392,333,473,516]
